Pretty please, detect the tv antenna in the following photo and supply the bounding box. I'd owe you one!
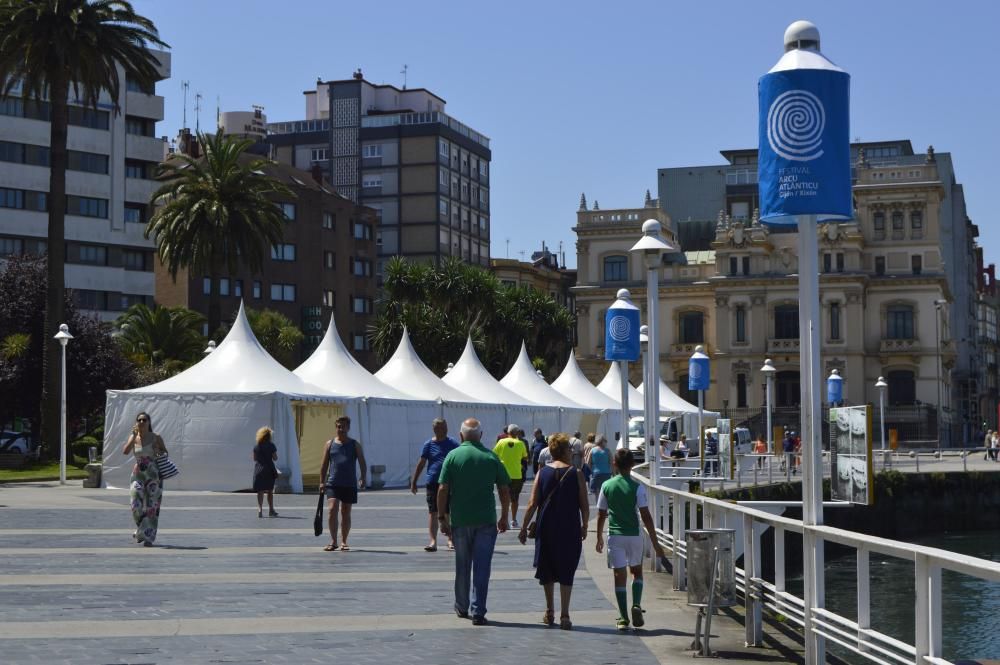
[181,81,189,128]
[194,92,202,133]
[505,238,510,258]
[400,64,408,90]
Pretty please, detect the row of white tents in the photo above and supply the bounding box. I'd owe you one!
[102,302,705,492]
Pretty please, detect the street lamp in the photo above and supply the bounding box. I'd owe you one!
[630,219,677,486]
[761,359,776,455]
[934,299,948,448]
[53,323,73,485]
[875,376,888,461]
[827,369,843,406]
[204,340,216,355]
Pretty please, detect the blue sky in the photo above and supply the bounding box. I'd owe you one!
[133,0,998,269]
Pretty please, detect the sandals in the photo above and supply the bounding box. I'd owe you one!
[323,543,339,552]
[424,545,438,552]
[559,615,572,631]
[268,510,279,517]
[339,544,351,551]
[541,610,554,626]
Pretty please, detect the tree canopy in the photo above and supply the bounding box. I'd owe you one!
[114,304,206,375]
[372,257,575,378]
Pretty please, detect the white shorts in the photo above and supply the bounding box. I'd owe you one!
[607,534,644,569]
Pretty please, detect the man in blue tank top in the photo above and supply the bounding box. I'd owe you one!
[319,415,367,552]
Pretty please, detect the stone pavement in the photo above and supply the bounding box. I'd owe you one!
[0,482,804,664]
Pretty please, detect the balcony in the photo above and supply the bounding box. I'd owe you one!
[879,338,919,354]
[359,111,490,149]
[767,338,800,353]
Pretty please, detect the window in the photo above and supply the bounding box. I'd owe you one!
[219,278,230,296]
[362,175,382,189]
[887,305,915,339]
[280,202,296,220]
[891,210,905,236]
[603,255,628,282]
[0,237,23,256]
[123,250,147,271]
[362,144,382,158]
[836,253,844,272]
[888,370,917,406]
[479,160,488,178]
[680,311,704,344]
[125,115,153,136]
[353,296,372,314]
[352,258,372,277]
[479,188,488,207]
[461,181,469,201]
[875,256,886,275]
[270,283,296,302]
[0,141,24,164]
[77,245,107,265]
[354,222,372,240]
[68,150,107,174]
[729,256,738,276]
[234,280,243,297]
[737,374,748,408]
[823,253,832,273]
[912,254,922,275]
[323,212,334,229]
[439,139,449,158]
[68,106,109,130]
[353,334,370,351]
[324,251,335,269]
[203,277,211,295]
[735,306,746,343]
[67,195,108,218]
[742,256,750,276]
[830,302,841,341]
[74,289,108,310]
[873,211,885,239]
[124,204,146,224]
[911,210,923,238]
[126,77,154,94]
[270,244,296,261]
[252,281,262,299]
[124,160,148,179]
[0,187,24,209]
[439,199,448,219]
[311,147,329,163]
[774,305,799,339]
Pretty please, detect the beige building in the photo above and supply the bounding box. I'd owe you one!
[574,144,980,443]
[490,243,575,309]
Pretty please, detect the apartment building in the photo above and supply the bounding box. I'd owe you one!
[0,51,171,321]
[266,70,491,275]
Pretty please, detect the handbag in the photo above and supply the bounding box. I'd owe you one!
[155,454,179,480]
[526,467,573,539]
[313,486,325,537]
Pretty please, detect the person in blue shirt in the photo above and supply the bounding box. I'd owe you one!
[585,434,612,500]
[410,418,460,551]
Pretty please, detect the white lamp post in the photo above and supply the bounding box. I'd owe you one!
[640,324,653,479]
[875,376,888,462]
[53,324,73,485]
[203,340,216,355]
[761,359,776,456]
[934,299,947,448]
[630,219,677,486]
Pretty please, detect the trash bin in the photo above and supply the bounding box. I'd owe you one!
[685,529,737,608]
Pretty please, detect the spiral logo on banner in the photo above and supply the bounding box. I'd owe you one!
[608,315,631,342]
[767,89,825,162]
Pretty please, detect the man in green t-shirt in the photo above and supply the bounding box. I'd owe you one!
[493,424,527,527]
[438,418,511,626]
[596,448,665,631]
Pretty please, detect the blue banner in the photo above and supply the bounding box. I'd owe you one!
[827,372,843,404]
[758,68,851,223]
[688,350,710,392]
[604,307,640,362]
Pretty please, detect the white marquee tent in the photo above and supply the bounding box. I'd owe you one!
[637,377,704,414]
[597,364,645,413]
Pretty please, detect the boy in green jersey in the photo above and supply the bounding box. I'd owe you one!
[595,448,665,631]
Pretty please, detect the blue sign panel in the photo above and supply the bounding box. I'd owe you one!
[688,350,710,392]
[758,68,851,223]
[604,307,640,362]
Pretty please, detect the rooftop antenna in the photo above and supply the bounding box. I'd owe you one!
[518,249,526,261]
[194,92,202,133]
[181,81,189,128]
[216,95,221,129]
[505,238,510,258]
[400,64,408,90]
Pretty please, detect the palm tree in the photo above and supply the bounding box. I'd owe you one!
[0,0,167,456]
[115,304,206,373]
[146,132,293,334]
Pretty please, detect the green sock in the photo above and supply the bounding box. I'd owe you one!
[632,579,644,608]
[615,587,629,620]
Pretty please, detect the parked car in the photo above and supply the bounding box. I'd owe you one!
[704,426,753,456]
[0,430,33,454]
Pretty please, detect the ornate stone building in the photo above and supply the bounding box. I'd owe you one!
[574,142,986,443]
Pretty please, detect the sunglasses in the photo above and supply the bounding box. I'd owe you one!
[136,418,149,423]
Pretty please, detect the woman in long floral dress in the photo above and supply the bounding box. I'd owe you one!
[121,411,166,546]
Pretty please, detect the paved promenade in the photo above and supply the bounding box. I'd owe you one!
[0,482,804,664]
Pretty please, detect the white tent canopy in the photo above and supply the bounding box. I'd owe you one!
[597,364,645,413]
[637,377,704,414]
[551,351,620,410]
[294,314,410,399]
[375,328,477,402]
[443,337,538,406]
[500,342,586,409]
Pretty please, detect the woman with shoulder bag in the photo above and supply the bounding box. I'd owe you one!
[121,411,167,546]
[518,433,589,630]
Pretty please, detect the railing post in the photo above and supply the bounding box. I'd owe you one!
[743,513,762,646]
[928,561,943,660]
[674,495,686,590]
[857,547,870,654]
[914,555,929,665]
[774,525,785,595]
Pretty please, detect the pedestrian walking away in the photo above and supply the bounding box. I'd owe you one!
[410,418,459,551]
[595,448,666,631]
[586,434,612,500]
[252,426,280,518]
[438,418,511,626]
[493,424,528,527]
[568,431,585,470]
[530,428,547,476]
[319,416,367,552]
[518,433,589,630]
[121,411,166,547]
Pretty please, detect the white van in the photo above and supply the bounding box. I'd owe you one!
[626,416,670,462]
[704,426,753,455]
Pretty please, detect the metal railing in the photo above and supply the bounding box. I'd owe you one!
[633,463,1000,665]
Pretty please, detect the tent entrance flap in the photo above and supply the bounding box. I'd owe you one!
[294,401,346,487]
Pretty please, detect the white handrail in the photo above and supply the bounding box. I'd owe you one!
[632,468,1000,665]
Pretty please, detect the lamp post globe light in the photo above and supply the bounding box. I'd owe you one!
[761,359,777,455]
[875,376,888,459]
[53,323,74,485]
[630,219,677,485]
[203,340,216,355]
